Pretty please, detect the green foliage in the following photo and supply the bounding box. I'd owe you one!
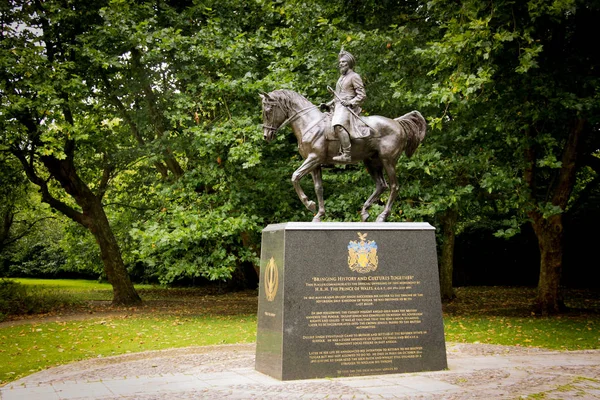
[0,157,64,275]
[412,2,599,312]
[57,225,104,278]
[3,213,67,278]
[2,208,103,280]
[2,0,598,295]
[129,206,260,284]
[6,243,67,278]
[419,0,599,210]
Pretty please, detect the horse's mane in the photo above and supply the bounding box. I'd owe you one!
[269,89,314,114]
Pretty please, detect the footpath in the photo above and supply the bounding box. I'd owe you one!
[1,343,599,399]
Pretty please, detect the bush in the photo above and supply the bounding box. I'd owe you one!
[6,243,67,278]
[0,279,80,322]
[0,279,26,321]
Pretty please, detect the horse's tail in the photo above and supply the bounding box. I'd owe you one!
[395,111,427,158]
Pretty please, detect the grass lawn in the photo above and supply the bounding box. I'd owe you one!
[0,280,598,385]
[11,278,157,301]
[444,315,598,350]
[0,314,256,384]
[442,286,600,350]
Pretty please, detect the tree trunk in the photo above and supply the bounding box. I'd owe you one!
[530,213,565,315]
[86,200,141,305]
[439,207,457,301]
[35,154,141,306]
[523,118,585,315]
[0,208,14,254]
[240,231,260,281]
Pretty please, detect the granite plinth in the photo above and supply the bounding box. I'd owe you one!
[255,222,447,381]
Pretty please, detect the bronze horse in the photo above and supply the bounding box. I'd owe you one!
[261,89,426,222]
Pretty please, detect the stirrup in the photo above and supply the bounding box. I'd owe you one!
[333,152,351,162]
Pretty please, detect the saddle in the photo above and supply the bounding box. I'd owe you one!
[323,113,374,141]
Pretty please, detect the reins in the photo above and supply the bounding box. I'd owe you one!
[263,103,318,133]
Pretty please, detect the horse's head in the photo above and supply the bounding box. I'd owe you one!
[260,92,286,142]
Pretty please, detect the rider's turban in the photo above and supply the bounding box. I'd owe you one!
[338,50,356,69]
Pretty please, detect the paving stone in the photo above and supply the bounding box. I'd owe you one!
[1,343,599,400]
[0,384,60,400]
[55,382,112,399]
[380,376,460,392]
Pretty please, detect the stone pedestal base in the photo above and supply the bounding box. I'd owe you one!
[255,222,447,380]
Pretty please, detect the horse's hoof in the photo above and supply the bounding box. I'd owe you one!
[360,211,369,222]
[312,215,322,223]
[307,201,316,213]
[376,214,387,222]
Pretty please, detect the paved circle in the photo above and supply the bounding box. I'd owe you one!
[1,343,599,399]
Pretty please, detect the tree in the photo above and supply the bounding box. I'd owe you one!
[1,0,140,304]
[420,0,600,314]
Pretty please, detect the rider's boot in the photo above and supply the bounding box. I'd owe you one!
[333,128,352,162]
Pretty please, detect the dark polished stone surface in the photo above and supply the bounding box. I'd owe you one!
[255,223,447,380]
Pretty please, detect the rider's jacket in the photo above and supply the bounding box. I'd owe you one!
[331,70,366,138]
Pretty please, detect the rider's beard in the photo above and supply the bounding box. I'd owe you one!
[339,65,349,75]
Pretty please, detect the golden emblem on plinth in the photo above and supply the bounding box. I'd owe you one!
[348,232,378,273]
[264,257,279,302]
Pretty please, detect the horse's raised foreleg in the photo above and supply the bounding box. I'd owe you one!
[292,155,321,216]
[310,167,326,222]
[376,159,399,222]
[361,159,388,222]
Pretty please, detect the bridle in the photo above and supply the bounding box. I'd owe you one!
[262,100,317,135]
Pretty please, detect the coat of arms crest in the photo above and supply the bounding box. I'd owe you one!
[348,232,378,273]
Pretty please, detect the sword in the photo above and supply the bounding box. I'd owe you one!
[327,86,372,128]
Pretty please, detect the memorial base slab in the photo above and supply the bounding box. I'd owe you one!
[255,222,447,381]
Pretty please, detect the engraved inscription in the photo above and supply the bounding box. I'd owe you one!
[301,272,427,368]
[306,309,423,329]
[308,347,423,366]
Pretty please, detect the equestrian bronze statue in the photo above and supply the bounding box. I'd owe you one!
[260,53,426,223]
